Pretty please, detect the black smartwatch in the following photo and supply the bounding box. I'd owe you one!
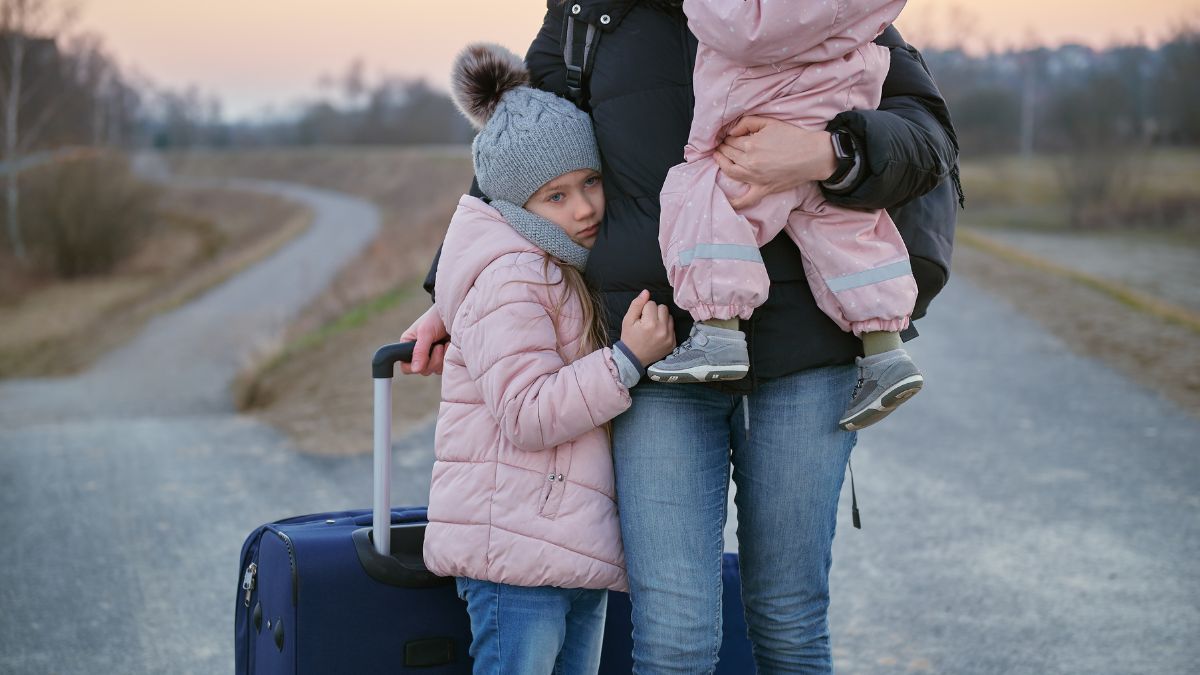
[827,129,858,184]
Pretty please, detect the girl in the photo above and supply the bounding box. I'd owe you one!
[421,43,675,674]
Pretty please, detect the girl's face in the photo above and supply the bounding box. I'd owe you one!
[523,169,605,249]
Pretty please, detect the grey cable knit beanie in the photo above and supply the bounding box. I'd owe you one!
[450,42,599,270]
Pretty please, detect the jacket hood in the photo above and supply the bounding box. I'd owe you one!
[684,0,904,66]
[435,195,543,334]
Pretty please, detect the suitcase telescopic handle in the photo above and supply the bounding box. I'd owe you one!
[370,339,447,556]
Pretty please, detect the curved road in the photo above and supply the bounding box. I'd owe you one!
[1,160,1197,673]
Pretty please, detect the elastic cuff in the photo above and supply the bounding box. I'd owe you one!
[612,341,645,388]
[849,317,911,337]
[689,304,755,322]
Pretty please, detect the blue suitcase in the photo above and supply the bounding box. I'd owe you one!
[235,342,474,674]
[235,507,473,674]
[235,342,755,674]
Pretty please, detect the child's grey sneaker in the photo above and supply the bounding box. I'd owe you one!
[839,349,924,431]
[647,323,749,383]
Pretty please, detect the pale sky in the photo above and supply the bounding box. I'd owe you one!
[79,0,1198,120]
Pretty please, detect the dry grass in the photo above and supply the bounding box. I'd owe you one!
[168,147,475,455]
[959,150,1200,235]
[954,242,1200,415]
[238,280,444,456]
[0,186,310,378]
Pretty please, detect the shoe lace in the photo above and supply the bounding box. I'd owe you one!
[666,339,691,359]
[666,330,700,359]
[851,367,865,398]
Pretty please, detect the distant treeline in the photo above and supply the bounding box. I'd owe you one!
[195,77,475,149]
[5,23,1197,157]
[924,25,1200,156]
[184,26,1200,156]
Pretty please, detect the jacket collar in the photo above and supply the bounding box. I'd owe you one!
[559,0,639,33]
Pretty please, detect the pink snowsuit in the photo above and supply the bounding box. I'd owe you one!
[660,0,916,336]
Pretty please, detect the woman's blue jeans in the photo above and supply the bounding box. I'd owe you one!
[612,365,858,674]
[455,578,608,675]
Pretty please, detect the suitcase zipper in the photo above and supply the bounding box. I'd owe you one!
[267,527,300,606]
[242,562,258,607]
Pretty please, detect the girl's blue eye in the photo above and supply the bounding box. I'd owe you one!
[549,193,564,203]
[584,176,600,187]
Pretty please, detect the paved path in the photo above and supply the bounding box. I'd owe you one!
[725,278,1200,674]
[1,163,1197,673]
[0,155,382,424]
[821,279,1199,675]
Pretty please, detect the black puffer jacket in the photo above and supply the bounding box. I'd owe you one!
[429,0,960,390]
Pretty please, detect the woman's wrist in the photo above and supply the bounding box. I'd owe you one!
[808,130,840,183]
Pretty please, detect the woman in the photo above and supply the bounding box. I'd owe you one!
[404,1,959,672]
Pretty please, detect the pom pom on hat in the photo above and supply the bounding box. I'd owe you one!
[450,42,529,129]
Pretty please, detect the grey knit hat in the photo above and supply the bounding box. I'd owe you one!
[451,42,599,270]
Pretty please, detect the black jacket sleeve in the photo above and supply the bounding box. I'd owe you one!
[823,25,961,211]
[422,176,483,301]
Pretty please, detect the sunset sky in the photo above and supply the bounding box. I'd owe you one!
[80,0,1198,119]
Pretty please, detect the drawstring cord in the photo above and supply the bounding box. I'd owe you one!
[742,395,750,443]
[848,459,861,529]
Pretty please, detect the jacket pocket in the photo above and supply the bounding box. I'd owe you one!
[538,443,573,519]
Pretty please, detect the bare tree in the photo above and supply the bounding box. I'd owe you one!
[0,0,77,261]
[1156,20,1200,144]
[1049,69,1146,228]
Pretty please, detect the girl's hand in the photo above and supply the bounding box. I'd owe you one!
[713,116,838,210]
[620,290,676,365]
[399,305,449,376]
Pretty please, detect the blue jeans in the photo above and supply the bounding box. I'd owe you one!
[612,365,858,674]
[455,578,608,675]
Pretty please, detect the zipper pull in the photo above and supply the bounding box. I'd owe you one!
[242,562,258,607]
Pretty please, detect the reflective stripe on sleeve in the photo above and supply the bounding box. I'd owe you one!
[825,259,912,293]
[678,243,764,267]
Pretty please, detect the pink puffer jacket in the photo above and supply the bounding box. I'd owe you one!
[423,195,631,592]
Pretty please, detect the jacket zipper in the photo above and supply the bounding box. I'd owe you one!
[681,17,695,109]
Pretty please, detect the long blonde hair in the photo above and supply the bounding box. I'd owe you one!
[540,254,609,360]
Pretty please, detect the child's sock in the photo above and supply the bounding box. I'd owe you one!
[861,330,903,357]
[702,317,740,331]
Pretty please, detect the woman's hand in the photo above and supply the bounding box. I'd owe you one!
[713,116,838,210]
[619,290,676,365]
[399,305,448,376]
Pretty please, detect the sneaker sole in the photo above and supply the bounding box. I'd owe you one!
[838,375,924,431]
[647,364,749,384]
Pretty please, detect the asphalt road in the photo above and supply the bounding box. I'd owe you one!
[1,165,1197,673]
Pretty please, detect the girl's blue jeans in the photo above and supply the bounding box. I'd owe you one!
[455,577,608,675]
[612,364,858,674]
